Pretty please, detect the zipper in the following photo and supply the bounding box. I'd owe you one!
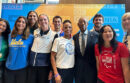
[33,52,37,66]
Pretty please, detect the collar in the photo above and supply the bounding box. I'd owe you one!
[93,26,101,33]
[80,29,88,35]
[40,28,50,36]
[55,30,63,34]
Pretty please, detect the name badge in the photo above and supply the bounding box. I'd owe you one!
[0,53,2,58]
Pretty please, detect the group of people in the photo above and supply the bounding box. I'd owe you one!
[0,10,130,83]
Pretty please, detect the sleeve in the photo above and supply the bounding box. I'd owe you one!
[119,43,129,58]
[29,35,34,46]
[51,38,59,53]
[95,44,100,56]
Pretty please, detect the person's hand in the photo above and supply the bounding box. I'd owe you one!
[48,71,53,80]
[55,74,62,83]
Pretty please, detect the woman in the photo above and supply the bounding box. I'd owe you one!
[122,12,130,66]
[28,14,56,83]
[95,25,129,83]
[51,20,74,83]
[0,18,10,83]
[5,16,34,83]
[27,11,38,34]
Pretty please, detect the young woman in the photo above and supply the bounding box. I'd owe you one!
[51,20,74,83]
[28,14,56,83]
[122,12,130,66]
[0,18,10,83]
[5,16,34,83]
[95,25,129,83]
[27,11,38,34]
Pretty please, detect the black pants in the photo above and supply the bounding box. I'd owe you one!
[0,61,5,83]
[74,61,97,83]
[52,68,74,83]
[27,66,50,83]
[4,68,27,83]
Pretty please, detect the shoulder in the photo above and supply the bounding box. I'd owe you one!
[116,42,128,52]
[28,34,34,39]
[88,31,98,36]
[49,29,56,36]
[53,37,62,44]
[51,30,56,35]
[34,28,40,35]
[73,32,79,38]
[56,37,63,41]
[88,31,99,39]
[95,44,99,48]
[117,42,126,48]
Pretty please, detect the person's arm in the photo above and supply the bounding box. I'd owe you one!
[95,56,99,72]
[48,34,58,80]
[95,44,99,72]
[121,57,130,83]
[51,51,62,83]
[119,43,130,83]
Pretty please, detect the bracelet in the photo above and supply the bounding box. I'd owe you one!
[54,73,59,78]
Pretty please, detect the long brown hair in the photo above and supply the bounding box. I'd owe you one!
[0,18,11,39]
[11,16,30,39]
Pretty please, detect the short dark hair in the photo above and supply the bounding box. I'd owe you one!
[98,25,117,53]
[63,20,71,25]
[0,18,11,39]
[93,13,104,22]
[53,16,62,22]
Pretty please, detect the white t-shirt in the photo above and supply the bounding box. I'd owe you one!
[52,37,75,69]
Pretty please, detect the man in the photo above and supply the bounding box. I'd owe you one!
[73,17,98,83]
[91,14,104,33]
[53,16,64,37]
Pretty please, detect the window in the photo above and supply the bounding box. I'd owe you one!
[24,0,45,3]
[47,0,59,4]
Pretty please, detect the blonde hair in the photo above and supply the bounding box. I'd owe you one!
[11,16,30,39]
[122,12,130,32]
[38,14,50,22]
[38,14,50,29]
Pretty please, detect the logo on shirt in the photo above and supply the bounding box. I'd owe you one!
[10,39,23,45]
[100,50,116,69]
[65,43,74,55]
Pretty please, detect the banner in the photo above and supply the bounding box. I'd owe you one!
[0,1,1,18]
[1,4,125,41]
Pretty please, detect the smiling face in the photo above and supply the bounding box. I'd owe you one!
[78,17,88,32]
[102,26,114,43]
[16,17,26,32]
[53,18,62,32]
[38,15,49,31]
[63,22,72,37]
[0,21,7,34]
[122,16,130,32]
[93,17,103,31]
[28,12,38,26]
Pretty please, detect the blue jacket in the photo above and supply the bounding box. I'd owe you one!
[29,51,50,66]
